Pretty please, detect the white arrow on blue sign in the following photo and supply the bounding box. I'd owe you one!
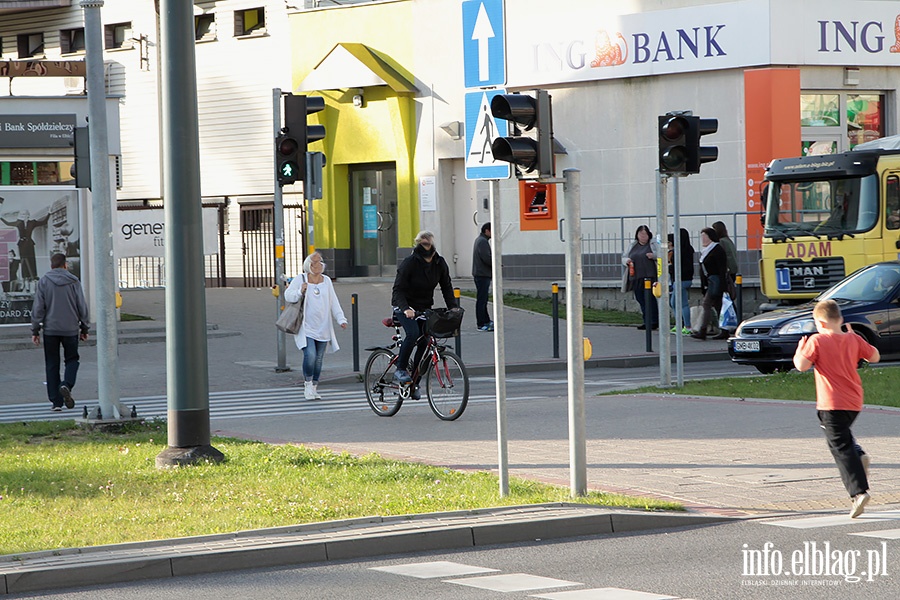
[462,0,505,89]
[465,89,509,181]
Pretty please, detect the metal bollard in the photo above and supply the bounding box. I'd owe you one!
[351,293,359,372]
[735,274,743,325]
[644,279,652,353]
[454,287,462,357]
[551,282,560,358]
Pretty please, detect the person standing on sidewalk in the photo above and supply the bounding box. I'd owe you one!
[472,222,493,332]
[622,224,659,330]
[30,253,89,412]
[691,227,728,340]
[391,230,457,399]
[793,299,879,518]
[284,252,348,401]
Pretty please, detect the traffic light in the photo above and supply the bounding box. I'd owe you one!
[658,114,718,175]
[277,94,326,187]
[490,89,554,179]
[71,126,91,189]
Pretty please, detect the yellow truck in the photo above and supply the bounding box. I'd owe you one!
[761,135,900,302]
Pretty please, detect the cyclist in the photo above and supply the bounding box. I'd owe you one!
[391,230,457,398]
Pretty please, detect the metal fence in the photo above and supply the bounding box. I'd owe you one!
[118,254,223,289]
[571,212,763,281]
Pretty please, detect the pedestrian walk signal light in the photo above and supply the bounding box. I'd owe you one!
[279,94,326,187]
[658,114,718,175]
[490,90,554,179]
[276,134,300,185]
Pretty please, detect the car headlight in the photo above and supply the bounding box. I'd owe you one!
[777,319,814,336]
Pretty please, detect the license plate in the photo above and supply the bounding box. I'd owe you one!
[734,340,760,352]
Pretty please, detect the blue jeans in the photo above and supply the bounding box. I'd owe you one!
[669,280,691,329]
[43,334,80,406]
[302,338,328,382]
[474,276,492,327]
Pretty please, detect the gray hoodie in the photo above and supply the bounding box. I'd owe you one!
[31,268,90,336]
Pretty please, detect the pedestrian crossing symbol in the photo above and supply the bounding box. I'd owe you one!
[465,90,509,181]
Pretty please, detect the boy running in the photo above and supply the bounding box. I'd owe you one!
[793,299,879,518]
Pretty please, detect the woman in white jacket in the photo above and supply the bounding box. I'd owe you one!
[284,252,348,400]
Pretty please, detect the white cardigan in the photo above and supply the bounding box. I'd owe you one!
[283,274,347,352]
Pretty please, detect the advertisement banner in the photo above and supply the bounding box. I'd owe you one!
[0,188,81,326]
[115,208,219,258]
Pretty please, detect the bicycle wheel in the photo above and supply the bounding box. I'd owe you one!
[425,349,468,421]
[364,349,403,417]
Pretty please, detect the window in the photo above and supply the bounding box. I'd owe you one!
[60,28,85,54]
[195,14,216,41]
[800,94,840,127]
[17,32,44,58]
[104,22,132,50]
[234,7,265,36]
[886,176,900,231]
[847,94,884,149]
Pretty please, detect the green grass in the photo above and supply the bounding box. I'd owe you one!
[120,313,153,322]
[462,291,642,325]
[0,420,681,555]
[618,366,900,408]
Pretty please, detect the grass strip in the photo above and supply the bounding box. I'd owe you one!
[0,420,681,555]
[616,366,900,408]
[461,291,642,325]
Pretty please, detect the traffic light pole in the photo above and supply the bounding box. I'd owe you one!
[656,171,671,388]
[672,175,685,387]
[272,88,288,373]
[488,179,509,497]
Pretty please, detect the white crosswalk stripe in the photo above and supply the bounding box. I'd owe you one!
[760,511,900,529]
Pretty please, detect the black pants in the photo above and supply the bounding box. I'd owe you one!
[43,334,80,407]
[474,276,491,327]
[818,409,868,498]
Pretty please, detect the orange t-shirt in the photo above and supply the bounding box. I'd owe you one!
[800,331,876,411]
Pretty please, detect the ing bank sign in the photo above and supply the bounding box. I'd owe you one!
[505,0,900,88]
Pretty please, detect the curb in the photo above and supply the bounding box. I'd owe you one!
[0,504,734,595]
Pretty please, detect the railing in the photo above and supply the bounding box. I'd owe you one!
[118,254,222,289]
[566,212,763,281]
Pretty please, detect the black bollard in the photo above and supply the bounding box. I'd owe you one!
[454,287,462,357]
[644,279,652,353]
[551,282,560,358]
[351,293,359,372]
[735,274,743,325]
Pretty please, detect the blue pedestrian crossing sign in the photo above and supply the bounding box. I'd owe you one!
[462,0,505,89]
[465,90,509,181]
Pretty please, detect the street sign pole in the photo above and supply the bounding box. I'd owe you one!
[273,88,288,373]
[488,179,509,497]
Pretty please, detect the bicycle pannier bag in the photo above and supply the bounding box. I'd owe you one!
[425,307,465,338]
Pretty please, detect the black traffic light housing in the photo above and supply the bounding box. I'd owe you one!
[277,94,326,186]
[71,126,91,189]
[658,113,718,175]
[490,89,554,179]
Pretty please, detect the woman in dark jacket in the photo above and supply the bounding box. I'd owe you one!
[692,227,728,340]
[668,228,694,334]
[622,224,659,330]
[391,230,457,394]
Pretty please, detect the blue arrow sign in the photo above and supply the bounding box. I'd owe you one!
[465,90,509,181]
[462,0,505,89]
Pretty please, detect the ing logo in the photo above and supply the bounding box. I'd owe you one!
[892,14,900,53]
[590,29,628,68]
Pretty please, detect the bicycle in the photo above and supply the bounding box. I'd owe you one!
[363,307,469,421]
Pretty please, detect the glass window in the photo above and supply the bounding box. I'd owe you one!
[60,28,85,54]
[234,8,265,36]
[800,94,840,127]
[886,176,900,230]
[104,22,132,50]
[195,14,216,41]
[801,140,838,156]
[847,94,884,149]
[0,162,69,186]
[16,32,44,58]
[765,175,878,235]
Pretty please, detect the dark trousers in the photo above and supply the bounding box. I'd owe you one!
[43,334,80,406]
[395,310,426,378]
[474,276,492,327]
[633,278,658,327]
[818,409,868,497]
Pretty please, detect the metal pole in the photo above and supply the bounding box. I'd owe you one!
[735,274,743,325]
[351,293,359,372]
[81,1,126,420]
[673,176,684,387]
[656,170,670,387]
[551,282,559,358]
[273,89,288,373]
[454,287,462,357]
[644,280,652,353]
[489,179,508,497]
[156,0,222,466]
[563,169,586,497]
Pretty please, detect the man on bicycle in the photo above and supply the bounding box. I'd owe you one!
[391,230,457,398]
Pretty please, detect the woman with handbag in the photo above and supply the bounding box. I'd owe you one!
[284,252,348,400]
[691,227,728,340]
[621,224,659,330]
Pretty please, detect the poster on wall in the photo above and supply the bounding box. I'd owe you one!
[114,208,219,258]
[0,189,80,327]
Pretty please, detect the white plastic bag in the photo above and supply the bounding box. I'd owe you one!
[719,292,737,330]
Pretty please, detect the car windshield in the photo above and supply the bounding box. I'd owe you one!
[764,175,879,235]
[818,264,900,303]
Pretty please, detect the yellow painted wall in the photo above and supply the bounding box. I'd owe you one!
[290,3,419,251]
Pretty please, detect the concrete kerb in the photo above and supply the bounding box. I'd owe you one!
[0,504,734,595]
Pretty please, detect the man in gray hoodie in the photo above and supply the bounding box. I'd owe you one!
[31,253,90,411]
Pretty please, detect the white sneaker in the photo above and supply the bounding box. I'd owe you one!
[311,382,322,400]
[850,492,870,518]
[303,381,316,401]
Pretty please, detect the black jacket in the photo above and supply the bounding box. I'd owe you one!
[392,251,457,312]
[472,233,492,278]
[699,244,727,295]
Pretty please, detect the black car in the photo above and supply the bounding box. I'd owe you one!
[729,261,900,373]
